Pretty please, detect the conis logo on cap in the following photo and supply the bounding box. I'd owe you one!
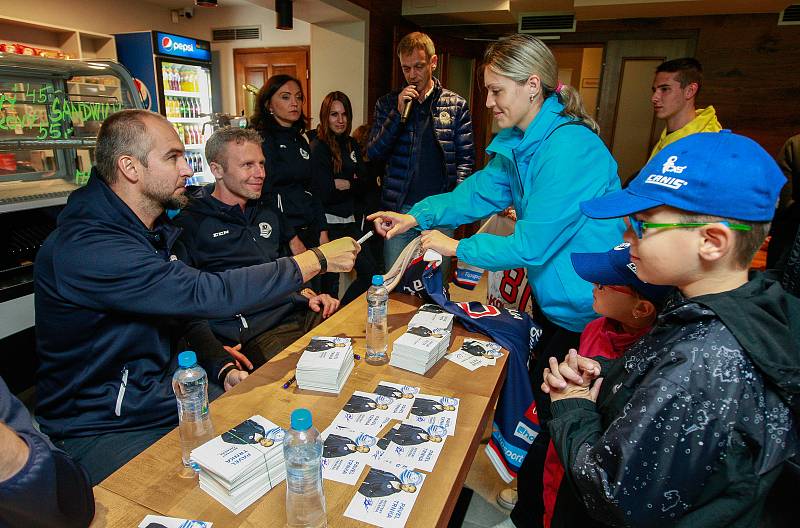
[645,155,688,190]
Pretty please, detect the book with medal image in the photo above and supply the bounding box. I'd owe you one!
[296,336,354,393]
[321,425,377,485]
[407,395,459,436]
[331,391,395,435]
[373,380,420,419]
[446,338,503,370]
[408,304,454,332]
[374,422,448,472]
[344,459,426,528]
[189,415,286,514]
[138,516,212,528]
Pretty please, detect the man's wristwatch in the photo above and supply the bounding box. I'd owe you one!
[311,247,327,274]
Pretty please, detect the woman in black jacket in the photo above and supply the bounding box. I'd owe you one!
[251,75,328,254]
[311,91,377,303]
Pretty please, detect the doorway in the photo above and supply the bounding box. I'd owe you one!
[233,47,310,120]
[597,39,695,180]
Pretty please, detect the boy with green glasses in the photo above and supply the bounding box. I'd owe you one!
[541,131,800,527]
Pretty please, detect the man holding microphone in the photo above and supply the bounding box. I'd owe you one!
[367,32,474,274]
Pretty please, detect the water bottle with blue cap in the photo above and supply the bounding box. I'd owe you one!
[366,275,389,365]
[284,408,326,527]
[172,350,215,469]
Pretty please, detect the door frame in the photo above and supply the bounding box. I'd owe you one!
[233,46,310,119]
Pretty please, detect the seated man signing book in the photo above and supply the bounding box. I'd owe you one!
[174,128,342,369]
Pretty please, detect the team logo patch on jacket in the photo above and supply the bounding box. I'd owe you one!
[299,147,310,160]
[259,222,273,239]
[439,111,452,126]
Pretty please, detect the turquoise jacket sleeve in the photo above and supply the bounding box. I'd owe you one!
[456,127,619,271]
[408,154,513,229]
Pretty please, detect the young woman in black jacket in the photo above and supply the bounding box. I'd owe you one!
[251,75,328,253]
[311,91,378,303]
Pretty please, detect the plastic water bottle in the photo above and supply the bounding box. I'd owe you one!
[284,408,326,528]
[172,350,215,468]
[366,275,389,365]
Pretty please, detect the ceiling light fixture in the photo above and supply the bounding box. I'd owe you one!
[276,0,293,30]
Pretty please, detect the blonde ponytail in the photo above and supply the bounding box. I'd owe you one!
[553,83,598,133]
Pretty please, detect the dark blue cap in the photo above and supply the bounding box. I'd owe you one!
[291,408,312,431]
[580,131,785,221]
[178,351,197,368]
[571,243,672,303]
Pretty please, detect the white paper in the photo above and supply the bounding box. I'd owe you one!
[374,421,447,472]
[321,425,377,485]
[343,459,426,528]
[406,394,459,436]
[139,515,212,528]
[445,350,484,371]
[373,381,419,420]
[330,391,395,435]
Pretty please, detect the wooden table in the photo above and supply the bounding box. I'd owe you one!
[95,293,507,527]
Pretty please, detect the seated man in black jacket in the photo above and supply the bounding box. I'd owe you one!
[174,127,341,369]
[0,377,94,528]
[34,110,359,485]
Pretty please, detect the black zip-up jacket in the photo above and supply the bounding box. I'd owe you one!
[310,133,367,219]
[258,122,327,233]
[0,377,94,527]
[367,77,474,211]
[549,274,800,527]
[34,172,303,439]
[173,188,309,344]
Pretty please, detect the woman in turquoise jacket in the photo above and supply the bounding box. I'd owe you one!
[368,34,624,525]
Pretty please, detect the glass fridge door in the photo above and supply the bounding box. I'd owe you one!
[161,60,213,185]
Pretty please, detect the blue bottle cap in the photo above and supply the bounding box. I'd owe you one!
[178,351,197,368]
[371,275,384,286]
[291,408,312,431]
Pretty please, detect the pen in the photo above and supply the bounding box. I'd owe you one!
[356,231,374,245]
[282,375,296,389]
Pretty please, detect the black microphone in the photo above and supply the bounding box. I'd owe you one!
[400,97,413,124]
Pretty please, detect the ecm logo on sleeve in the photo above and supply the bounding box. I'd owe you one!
[645,155,688,190]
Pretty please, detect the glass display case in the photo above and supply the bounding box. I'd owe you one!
[0,53,140,213]
[0,53,141,310]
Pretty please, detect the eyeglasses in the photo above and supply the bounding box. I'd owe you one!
[627,215,752,239]
[595,283,636,296]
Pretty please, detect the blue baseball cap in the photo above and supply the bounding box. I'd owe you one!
[571,243,672,303]
[580,131,785,221]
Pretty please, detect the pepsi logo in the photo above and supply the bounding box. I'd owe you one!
[133,78,152,110]
[161,36,172,50]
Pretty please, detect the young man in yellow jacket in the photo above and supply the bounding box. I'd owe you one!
[649,57,721,158]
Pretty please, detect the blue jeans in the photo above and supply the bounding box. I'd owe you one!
[383,205,453,281]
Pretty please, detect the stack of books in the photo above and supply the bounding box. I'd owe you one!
[191,415,286,514]
[389,305,454,375]
[296,337,354,393]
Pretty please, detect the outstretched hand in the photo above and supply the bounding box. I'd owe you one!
[366,211,418,240]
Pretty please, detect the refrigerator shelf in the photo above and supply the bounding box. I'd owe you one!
[169,117,207,124]
[184,144,205,149]
[164,90,202,98]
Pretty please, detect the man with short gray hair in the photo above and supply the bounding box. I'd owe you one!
[174,126,341,369]
[34,110,359,483]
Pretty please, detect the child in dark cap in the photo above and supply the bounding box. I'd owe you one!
[541,242,671,527]
[543,132,800,527]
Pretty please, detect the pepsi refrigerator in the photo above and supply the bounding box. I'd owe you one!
[115,31,214,184]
